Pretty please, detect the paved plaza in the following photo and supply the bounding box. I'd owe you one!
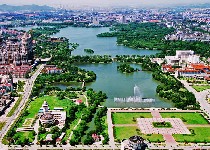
[137,118,191,134]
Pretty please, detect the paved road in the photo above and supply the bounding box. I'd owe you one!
[9,144,122,150]
[0,64,45,148]
[107,110,115,149]
[179,80,210,116]
[33,119,40,145]
[151,110,162,118]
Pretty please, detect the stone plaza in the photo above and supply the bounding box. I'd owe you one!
[137,118,191,134]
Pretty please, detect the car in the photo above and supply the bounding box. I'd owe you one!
[29,142,34,145]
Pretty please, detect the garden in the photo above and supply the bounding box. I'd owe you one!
[114,126,164,142]
[112,112,152,124]
[152,122,172,128]
[173,127,210,143]
[192,85,210,92]
[160,112,208,124]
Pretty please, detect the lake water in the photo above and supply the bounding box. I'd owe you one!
[16,26,173,108]
[53,27,159,57]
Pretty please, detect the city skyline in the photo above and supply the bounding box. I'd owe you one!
[0,0,210,8]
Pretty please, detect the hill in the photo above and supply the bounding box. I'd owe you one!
[0,4,54,12]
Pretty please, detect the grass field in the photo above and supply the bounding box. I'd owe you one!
[77,92,87,104]
[112,112,152,124]
[173,127,210,143]
[26,96,74,119]
[15,131,35,143]
[22,118,34,127]
[0,122,5,131]
[114,126,164,142]
[18,96,74,127]
[7,95,22,117]
[192,85,210,92]
[160,112,208,124]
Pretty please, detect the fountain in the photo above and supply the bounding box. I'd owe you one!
[114,85,155,103]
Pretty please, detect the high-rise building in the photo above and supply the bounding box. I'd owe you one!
[120,15,127,24]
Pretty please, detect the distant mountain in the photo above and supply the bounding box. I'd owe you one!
[0,4,54,12]
[173,3,210,9]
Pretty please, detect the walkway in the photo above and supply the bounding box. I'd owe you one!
[151,110,162,118]
[186,124,210,127]
[84,94,89,107]
[109,108,199,113]
[179,80,210,116]
[114,124,137,127]
[163,134,177,147]
[107,110,115,149]
[33,119,39,145]
[69,118,82,140]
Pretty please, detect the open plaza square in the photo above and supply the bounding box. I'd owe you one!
[108,108,210,148]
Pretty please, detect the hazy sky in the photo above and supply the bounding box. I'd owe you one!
[0,0,210,7]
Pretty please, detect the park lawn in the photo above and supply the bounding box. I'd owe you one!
[18,96,74,127]
[26,96,74,119]
[173,127,210,143]
[192,85,210,92]
[114,126,164,142]
[39,133,47,140]
[23,118,34,127]
[0,122,5,130]
[77,94,86,104]
[15,131,35,143]
[112,112,152,124]
[160,112,208,124]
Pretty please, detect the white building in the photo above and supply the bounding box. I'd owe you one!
[165,56,180,65]
[187,55,200,64]
[38,101,66,129]
[165,50,200,65]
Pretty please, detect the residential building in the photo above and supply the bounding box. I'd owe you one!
[0,32,33,66]
[42,65,62,74]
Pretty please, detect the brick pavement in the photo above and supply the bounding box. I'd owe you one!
[137,118,191,134]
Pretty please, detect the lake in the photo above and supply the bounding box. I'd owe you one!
[16,26,173,108]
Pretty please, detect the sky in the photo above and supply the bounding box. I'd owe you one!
[0,0,210,8]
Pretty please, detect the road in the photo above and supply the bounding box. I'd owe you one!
[107,110,115,149]
[0,64,45,148]
[179,80,210,116]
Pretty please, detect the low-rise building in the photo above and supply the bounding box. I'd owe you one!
[121,135,148,150]
[38,101,66,129]
[165,50,200,65]
[42,65,62,74]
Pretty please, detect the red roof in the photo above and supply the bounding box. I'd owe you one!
[76,99,83,104]
[178,69,200,73]
[190,64,210,70]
